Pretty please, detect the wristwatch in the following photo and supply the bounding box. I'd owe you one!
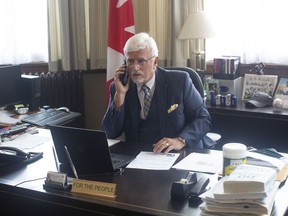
[177,137,186,146]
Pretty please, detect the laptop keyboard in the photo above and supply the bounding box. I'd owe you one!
[111,153,134,169]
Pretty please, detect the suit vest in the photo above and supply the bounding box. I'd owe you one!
[138,93,162,144]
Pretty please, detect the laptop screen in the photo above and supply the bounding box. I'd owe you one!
[49,125,115,177]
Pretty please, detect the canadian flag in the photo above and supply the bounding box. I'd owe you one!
[106,0,135,105]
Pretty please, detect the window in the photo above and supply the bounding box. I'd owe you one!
[205,0,288,65]
[0,0,48,64]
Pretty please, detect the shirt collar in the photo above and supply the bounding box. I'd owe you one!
[137,73,156,92]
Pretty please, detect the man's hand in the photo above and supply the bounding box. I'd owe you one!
[113,64,130,111]
[153,137,185,153]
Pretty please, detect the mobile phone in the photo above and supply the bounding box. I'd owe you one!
[119,60,128,85]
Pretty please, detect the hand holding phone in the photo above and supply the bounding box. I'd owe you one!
[119,60,128,86]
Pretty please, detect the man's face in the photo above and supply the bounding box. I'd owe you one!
[126,48,158,85]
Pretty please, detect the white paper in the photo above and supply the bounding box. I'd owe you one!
[126,151,180,170]
[107,139,121,147]
[247,151,286,171]
[172,150,223,174]
[0,111,21,126]
[199,177,279,215]
[0,128,51,151]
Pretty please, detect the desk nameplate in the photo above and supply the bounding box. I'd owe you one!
[71,179,116,198]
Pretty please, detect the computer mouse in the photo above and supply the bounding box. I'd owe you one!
[57,107,70,113]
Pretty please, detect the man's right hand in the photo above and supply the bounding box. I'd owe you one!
[113,64,130,111]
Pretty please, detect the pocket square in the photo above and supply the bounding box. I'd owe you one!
[168,104,178,113]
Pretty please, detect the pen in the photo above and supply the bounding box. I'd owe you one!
[64,145,79,179]
[52,146,59,171]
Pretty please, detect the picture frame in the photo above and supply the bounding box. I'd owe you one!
[242,74,278,100]
[205,76,219,94]
[273,76,288,109]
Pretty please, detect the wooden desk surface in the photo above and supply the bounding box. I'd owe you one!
[0,131,287,216]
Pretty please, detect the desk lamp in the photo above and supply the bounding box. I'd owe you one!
[178,11,215,72]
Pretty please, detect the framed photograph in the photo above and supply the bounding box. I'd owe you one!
[205,76,219,94]
[242,74,278,100]
[273,76,288,109]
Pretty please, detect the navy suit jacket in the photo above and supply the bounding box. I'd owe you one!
[102,67,213,149]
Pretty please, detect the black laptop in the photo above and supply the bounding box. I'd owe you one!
[49,125,134,179]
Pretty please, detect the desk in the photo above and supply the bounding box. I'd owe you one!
[0,131,287,216]
[207,100,288,152]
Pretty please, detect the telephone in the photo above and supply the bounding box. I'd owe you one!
[119,60,128,85]
[0,146,43,164]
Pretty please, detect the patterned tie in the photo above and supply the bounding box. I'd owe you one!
[141,85,152,119]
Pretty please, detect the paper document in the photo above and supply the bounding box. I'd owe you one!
[0,128,51,151]
[199,177,279,215]
[126,151,180,170]
[107,139,121,147]
[247,151,287,171]
[172,150,223,174]
[0,111,21,126]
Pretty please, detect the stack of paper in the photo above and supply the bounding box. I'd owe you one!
[223,164,276,194]
[200,164,279,216]
[247,151,287,172]
[0,111,20,126]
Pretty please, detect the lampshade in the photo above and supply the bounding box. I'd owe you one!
[178,11,215,39]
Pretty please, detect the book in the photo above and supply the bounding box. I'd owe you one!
[213,176,273,200]
[223,164,276,194]
[213,56,240,80]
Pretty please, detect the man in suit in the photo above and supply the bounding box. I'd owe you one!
[102,32,212,153]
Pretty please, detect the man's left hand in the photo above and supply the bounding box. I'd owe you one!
[153,138,185,153]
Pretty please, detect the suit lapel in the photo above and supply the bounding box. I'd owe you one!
[126,83,140,139]
[155,69,167,136]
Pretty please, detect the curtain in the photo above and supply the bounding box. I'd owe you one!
[47,0,195,71]
[2,0,288,68]
[48,0,89,71]
[204,0,288,65]
[0,0,48,64]
[170,0,205,67]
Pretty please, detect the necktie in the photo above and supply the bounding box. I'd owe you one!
[141,85,152,119]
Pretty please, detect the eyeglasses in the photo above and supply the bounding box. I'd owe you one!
[126,56,155,67]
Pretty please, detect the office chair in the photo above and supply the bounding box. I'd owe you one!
[164,66,221,148]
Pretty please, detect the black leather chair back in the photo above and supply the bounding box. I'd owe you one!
[164,67,204,98]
